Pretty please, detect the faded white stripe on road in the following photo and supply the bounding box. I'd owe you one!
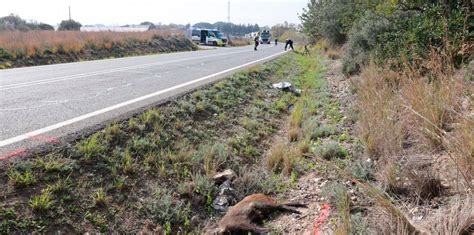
[0,50,287,147]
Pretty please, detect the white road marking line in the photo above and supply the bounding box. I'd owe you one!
[0,46,276,91]
[0,50,288,147]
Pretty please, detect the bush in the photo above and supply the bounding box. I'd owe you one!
[144,187,188,225]
[375,5,468,69]
[58,19,82,31]
[317,142,348,160]
[342,11,391,75]
[311,125,337,140]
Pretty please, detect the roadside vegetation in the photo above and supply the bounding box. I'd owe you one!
[298,0,472,233]
[0,52,318,233]
[0,30,196,69]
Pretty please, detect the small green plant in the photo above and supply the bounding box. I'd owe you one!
[77,133,106,161]
[140,108,161,129]
[290,104,304,128]
[323,182,350,233]
[29,188,54,212]
[36,154,73,173]
[92,188,108,207]
[351,159,374,181]
[114,176,128,191]
[8,169,37,187]
[47,176,72,194]
[191,173,214,197]
[122,149,136,174]
[104,123,122,143]
[128,118,140,131]
[311,125,337,139]
[85,212,108,232]
[317,142,348,160]
[290,170,298,187]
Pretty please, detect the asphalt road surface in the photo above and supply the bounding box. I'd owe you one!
[0,44,287,157]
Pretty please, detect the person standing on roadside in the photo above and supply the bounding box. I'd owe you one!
[254,33,260,51]
[275,38,278,46]
[285,38,294,51]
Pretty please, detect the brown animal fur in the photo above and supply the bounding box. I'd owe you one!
[206,193,306,234]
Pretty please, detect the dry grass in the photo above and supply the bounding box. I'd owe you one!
[356,50,473,200]
[431,195,474,234]
[229,38,251,47]
[267,142,285,172]
[288,127,299,142]
[0,30,181,56]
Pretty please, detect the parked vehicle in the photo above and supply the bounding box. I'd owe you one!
[260,30,271,44]
[187,28,228,47]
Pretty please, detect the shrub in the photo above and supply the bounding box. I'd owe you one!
[58,19,82,31]
[144,187,187,225]
[351,159,374,181]
[194,142,229,176]
[342,11,391,75]
[317,142,348,160]
[310,125,337,140]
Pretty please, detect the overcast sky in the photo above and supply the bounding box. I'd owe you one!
[2,0,308,27]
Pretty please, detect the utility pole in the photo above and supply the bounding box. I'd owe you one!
[227,1,230,23]
[68,6,71,21]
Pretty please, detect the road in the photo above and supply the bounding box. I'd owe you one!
[0,44,287,157]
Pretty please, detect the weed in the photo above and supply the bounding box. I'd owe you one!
[104,123,122,143]
[351,159,374,181]
[267,142,285,172]
[8,169,37,187]
[290,104,304,128]
[317,142,348,160]
[128,118,140,131]
[351,213,370,234]
[311,125,337,140]
[298,139,310,154]
[47,176,72,194]
[290,170,298,187]
[195,143,229,176]
[288,127,299,142]
[191,173,215,197]
[77,133,106,162]
[36,153,74,173]
[323,182,350,233]
[114,176,128,191]
[91,188,108,207]
[144,187,185,225]
[85,212,108,232]
[122,149,136,174]
[282,147,299,176]
[29,188,54,212]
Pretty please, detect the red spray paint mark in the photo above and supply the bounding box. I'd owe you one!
[313,203,331,235]
[29,135,60,144]
[0,148,27,161]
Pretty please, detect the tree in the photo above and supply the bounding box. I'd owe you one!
[38,23,54,31]
[58,19,82,31]
[140,21,156,30]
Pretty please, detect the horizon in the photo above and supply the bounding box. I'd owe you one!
[2,0,307,27]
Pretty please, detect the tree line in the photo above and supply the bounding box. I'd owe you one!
[299,0,471,75]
